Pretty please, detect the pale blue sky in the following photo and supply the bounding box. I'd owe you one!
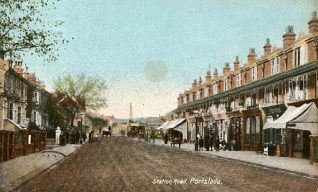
[24,0,317,118]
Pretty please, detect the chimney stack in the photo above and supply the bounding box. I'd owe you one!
[205,68,211,82]
[283,26,296,48]
[223,62,231,77]
[247,48,257,65]
[233,56,240,73]
[263,38,272,57]
[198,77,202,85]
[192,79,197,89]
[213,68,218,81]
[308,11,318,34]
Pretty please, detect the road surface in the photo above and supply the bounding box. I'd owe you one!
[15,136,318,192]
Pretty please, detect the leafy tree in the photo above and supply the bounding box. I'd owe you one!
[0,0,65,61]
[86,114,108,131]
[47,98,68,130]
[54,73,107,110]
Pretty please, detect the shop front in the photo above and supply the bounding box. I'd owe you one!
[227,111,242,150]
[241,108,263,151]
[264,102,318,163]
[262,104,287,156]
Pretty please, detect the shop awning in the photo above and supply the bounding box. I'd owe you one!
[264,102,318,134]
[156,121,169,130]
[287,102,318,135]
[157,118,187,132]
[172,119,187,136]
[165,118,186,130]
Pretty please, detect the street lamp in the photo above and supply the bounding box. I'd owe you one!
[80,112,84,144]
[193,110,201,151]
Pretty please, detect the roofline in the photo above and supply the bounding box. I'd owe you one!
[174,61,318,113]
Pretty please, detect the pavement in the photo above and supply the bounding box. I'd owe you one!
[136,138,318,178]
[0,144,81,192]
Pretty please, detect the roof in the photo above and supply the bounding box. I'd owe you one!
[174,61,318,112]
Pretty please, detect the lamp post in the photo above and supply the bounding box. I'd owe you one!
[80,112,84,144]
[193,110,201,151]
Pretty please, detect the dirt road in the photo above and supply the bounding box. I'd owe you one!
[15,136,318,192]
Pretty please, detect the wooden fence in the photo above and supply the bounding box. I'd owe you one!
[0,130,46,162]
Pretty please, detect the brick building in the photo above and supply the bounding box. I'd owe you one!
[173,12,318,161]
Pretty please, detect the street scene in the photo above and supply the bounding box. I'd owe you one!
[14,136,318,192]
[1,0,318,192]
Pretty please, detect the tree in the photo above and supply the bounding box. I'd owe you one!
[54,73,107,110]
[47,98,68,130]
[0,0,65,61]
[86,114,108,131]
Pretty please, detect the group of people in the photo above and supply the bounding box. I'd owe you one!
[198,135,221,151]
[162,132,183,149]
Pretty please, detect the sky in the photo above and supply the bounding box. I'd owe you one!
[24,0,317,119]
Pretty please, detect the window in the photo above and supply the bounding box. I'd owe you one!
[245,116,261,145]
[33,91,38,102]
[213,83,218,95]
[271,57,280,75]
[7,103,13,120]
[33,111,37,123]
[237,74,241,87]
[294,47,300,66]
[17,107,21,124]
[204,88,209,97]
[252,67,257,81]
[21,83,24,98]
[224,79,228,91]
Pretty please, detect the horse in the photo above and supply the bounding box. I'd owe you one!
[171,136,182,148]
[102,130,112,138]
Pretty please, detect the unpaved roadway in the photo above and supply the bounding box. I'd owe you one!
[15,136,318,192]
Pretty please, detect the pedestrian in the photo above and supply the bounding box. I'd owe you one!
[204,135,209,151]
[199,136,204,151]
[164,133,168,144]
[178,133,183,149]
[108,126,112,138]
[65,131,69,144]
[89,131,92,143]
[151,131,155,144]
[75,131,80,144]
[215,136,220,151]
[209,134,214,151]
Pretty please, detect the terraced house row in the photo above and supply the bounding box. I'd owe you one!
[0,54,51,161]
[173,12,318,163]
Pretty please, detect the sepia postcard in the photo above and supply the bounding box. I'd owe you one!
[0,0,318,191]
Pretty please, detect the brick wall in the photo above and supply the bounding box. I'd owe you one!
[308,41,317,63]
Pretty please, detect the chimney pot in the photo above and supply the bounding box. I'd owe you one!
[213,68,218,81]
[308,11,318,34]
[223,63,231,77]
[247,48,257,65]
[283,25,296,48]
[263,38,272,57]
[234,56,240,73]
